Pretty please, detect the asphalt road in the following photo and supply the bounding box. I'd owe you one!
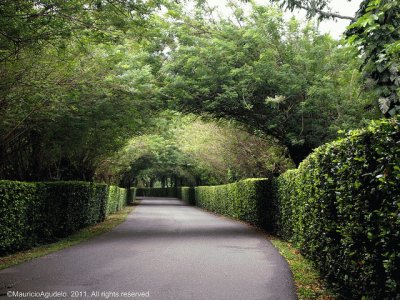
[0,197,296,300]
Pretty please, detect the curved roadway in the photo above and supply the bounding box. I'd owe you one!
[0,197,296,300]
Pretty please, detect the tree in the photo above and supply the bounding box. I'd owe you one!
[346,0,400,116]
[0,0,166,181]
[160,4,376,164]
[271,0,356,20]
[271,0,400,116]
[98,111,294,186]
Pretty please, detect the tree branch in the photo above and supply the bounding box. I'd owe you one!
[297,3,356,21]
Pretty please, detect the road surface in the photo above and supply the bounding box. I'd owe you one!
[0,197,296,300]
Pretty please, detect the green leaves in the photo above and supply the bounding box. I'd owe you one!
[275,117,400,298]
[195,178,274,229]
[0,180,128,255]
[346,0,400,116]
[103,111,293,187]
[161,3,376,164]
[0,0,170,182]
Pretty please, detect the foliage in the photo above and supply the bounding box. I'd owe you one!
[195,178,275,230]
[161,4,377,164]
[270,0,356,20]
[102,111,293,187]
[346,0,400,116]
[0,206,135,270]
[269,237,336,300]
[274,117,400,298]
[0,181,40,254]
[0,0,161,60]
[106,186,128,215]
[0,1,165,181]
[128,188,137,204]
[0,180,128,256]
[179,187,196,205]
[274,0,400,116]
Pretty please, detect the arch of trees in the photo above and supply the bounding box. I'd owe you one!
[0,0,397,186]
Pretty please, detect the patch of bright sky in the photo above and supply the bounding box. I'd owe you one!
[204,0,362,39]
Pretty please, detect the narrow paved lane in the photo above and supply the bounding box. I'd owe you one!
[0,197,296,300]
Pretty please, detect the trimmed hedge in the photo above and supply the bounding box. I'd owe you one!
[180,187,196,205]
[136,187,177,197]
[0,181,128,256]
[274,118,400,298]
[195,179,274,230]
[107,186,127,215]
[0,181,41,254]
[127,187,137,204]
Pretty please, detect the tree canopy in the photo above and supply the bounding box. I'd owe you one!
[160,4,377,164]
[272,0,400,116]
[0,0,390,184]
[97,111,294,187]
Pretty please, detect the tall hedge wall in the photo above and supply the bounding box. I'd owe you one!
[127,187,137,204]
[274,118,400,298]
[180,187,196,205]
[195,179,274,230]
[107,186,127,215]
[0,181,128,256]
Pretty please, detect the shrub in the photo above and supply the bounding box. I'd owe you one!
[127,187,137,204]
[107,186,127,215]
[0,181,40,254]
[0,181,127,256]
[275,118,400,298]
[195,178,274,229]
[180,187,196,205]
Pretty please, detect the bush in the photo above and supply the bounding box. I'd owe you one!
[180,187,196,205]
[127,187,137,204]
[195,178,274,229]
[0,181,127,256]
[107,186,127,215]
[0,181,40,254]
[275,118,400,298]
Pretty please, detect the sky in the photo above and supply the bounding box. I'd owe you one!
[205,0,362,39]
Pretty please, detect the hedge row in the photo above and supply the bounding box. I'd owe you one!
[186,118,399,299]
[179,187,196,205]
[275,118,400,299]
[0,181,128,256]
[195,179,274,230]
[127,187,137,204]
[121,119,399,298]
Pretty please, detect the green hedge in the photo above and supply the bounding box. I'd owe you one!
[107,186,127,215]
[275,118,400,298]
[127,187,137,204]
[136,187,177,197]
[0,181,41,254]
[195,179,274,230]
[180,187,196,205]
[0,181,127,256]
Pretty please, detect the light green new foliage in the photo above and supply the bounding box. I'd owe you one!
[107,186,127,215]
[195,178,274,230]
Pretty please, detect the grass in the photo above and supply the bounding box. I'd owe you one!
[269,235,336,300]
[0,204,135,270]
